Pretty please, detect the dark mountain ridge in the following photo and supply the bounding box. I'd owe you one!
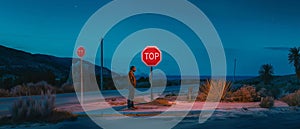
[0,45,112,89]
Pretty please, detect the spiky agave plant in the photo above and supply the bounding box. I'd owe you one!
[199,80,232,102]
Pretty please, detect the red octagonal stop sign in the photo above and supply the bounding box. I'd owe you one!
[77,46,85,58]
[141,46,162,66]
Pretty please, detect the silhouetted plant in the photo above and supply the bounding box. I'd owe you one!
[259,64,274,84]
[288,47,300,80]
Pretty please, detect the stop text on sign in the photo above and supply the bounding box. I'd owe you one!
[141,46,162,67]
[144,52,160,60]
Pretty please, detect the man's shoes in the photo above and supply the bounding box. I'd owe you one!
[128,106,138,110]
[128,107,136,110]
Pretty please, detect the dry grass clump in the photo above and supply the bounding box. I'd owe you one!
[0,90,77,125]
[10,81,55,96]
[0,81,74,97]
[10,90,56,122]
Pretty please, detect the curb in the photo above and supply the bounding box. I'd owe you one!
[75,110,202,117]
[73,106,294,117]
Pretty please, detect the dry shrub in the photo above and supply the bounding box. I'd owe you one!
[281,90,300,106]
[10,81,55,96]
[260,96,274,108]
[4,90,77,124]
[10,90,55,122]
[226,85,261,102]
[197,80,232,102]
[0,89,10,97]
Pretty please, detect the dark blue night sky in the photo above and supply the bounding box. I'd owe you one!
[0,0,300,76]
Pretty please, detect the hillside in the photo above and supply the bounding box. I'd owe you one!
[235,74,299,85]
[0,45,113,89]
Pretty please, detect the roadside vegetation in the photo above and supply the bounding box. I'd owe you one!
[0,90,77,125]
[0,81,73,97]
[281,90,300,106]
[197,80,262,103]
[196,46,300,108]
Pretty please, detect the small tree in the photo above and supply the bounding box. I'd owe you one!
[259,64,274,85]
[288,47,300,79]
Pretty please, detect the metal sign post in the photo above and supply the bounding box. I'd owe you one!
[150,66,153,101]
[77,46,85,104]
[80,58,83,104]
[100,38,104,91]
[141,46,162,101]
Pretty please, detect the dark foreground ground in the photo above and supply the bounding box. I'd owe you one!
[178,112,300,129]
[2,111,299,129]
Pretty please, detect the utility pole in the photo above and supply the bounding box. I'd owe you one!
[100,38,104,90]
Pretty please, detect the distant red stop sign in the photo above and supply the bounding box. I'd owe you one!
[77,46,85,58]
[142,46,162,66]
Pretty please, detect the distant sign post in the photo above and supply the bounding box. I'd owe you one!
[141,46,162,101]
[77,46,85,104]
[77,46,86,58]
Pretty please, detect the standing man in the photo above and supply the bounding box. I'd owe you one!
[128,66,137,110]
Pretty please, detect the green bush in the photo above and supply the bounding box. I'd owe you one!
[226,85,261,102]
[260,96,274,108]
[281,90,300,106]
[10,90,55,122]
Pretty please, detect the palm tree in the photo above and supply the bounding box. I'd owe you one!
[259,64,274,84]
[288,47,300,79]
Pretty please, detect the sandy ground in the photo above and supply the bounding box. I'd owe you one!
[55,96,289,114]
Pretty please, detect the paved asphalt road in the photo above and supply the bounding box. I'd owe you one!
[2,84,300,129]
[10,111,298,129]
[0,85,197,115]
[177,112,300,129]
